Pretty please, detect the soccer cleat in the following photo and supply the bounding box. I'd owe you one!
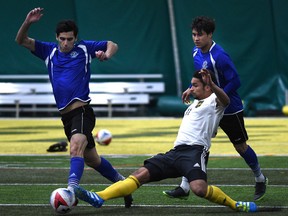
[254,177,268,201]
[236,201,257,212]
[124,194,133,208]
[74,186,104,208]
[163,186,190,200]
[47,141,68,152]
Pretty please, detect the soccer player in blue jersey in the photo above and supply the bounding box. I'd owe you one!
[15,7,132,208]
[163,16,268,201]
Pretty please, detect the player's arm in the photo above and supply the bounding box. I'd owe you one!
[218,53,241,94]
[96,41,118,61]
[200,69,230,107]
[105,41,118,59]
[211,80,230,107]
[15,7,44,52]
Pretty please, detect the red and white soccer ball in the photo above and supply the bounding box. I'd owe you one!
[95,129,112,145]
[50,188,78,214]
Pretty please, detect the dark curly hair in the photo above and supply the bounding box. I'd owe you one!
[55,20,78,37]
[191,16,215,35]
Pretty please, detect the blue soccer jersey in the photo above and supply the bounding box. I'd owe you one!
[193,41,243,114]
[32,40,107,110]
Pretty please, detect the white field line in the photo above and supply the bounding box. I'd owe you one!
[0,183,287,187]
[1,154,288,156]
[0,166,288,171]
[0,203,287,209]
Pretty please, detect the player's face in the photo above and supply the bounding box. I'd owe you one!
[56,31,77,53]
[190,78,206,100]
[192,29,212,53]
[190,77,212,100]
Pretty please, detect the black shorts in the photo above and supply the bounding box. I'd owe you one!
[61,105,96,149]
[144,145,209,183]
[219,111,248,145]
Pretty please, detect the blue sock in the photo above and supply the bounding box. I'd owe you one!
[240,145,262,177]
[95,157,124,182]
[68,157,85,189]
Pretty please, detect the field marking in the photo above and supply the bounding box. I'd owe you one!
[0,183,287,187]
[1,154,288,156]
[1,166,288,171]
[0,203,287,210]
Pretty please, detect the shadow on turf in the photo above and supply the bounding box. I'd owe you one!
[69,206,286,216]
[258,206,284,212]
[0,205,286,216]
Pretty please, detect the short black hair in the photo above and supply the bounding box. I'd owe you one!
[193,69,217,86]
[55,20,78,37]
[191,16,215,35]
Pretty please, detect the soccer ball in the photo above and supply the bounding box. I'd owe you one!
[95,129,112,145]
[50,188,78,214]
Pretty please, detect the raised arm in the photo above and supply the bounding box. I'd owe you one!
[15,7,44,51]
[200,69,230,107]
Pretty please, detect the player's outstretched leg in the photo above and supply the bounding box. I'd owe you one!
[204,185,257,212]
[74,186,104,208]
[94,157,133,207]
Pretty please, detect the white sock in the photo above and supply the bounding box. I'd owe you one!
[67,185,75,193]
[255,174,265,182]
[180,176,190,193]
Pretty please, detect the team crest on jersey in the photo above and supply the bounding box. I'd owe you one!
[195,100,204,108]
[202,61,208,69]
[70,51,79,58]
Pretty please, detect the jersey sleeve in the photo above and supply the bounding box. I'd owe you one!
[32,40,56,61]
[81,40,107,58]
[216,52,241,94]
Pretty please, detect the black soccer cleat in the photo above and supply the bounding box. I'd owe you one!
[163,186,190,200]
[254,177,268,201]
[124,194,133,208]
[47,141,68,152]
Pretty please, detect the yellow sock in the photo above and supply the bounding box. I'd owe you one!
[205,185,237,210]
[97,175,140,200]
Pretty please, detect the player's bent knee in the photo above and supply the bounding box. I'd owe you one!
[190,184,206,197]
[190,179,207,197]
[131,167,150,184]
[191,187,206,197]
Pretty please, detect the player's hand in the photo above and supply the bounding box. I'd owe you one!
[182,88,192,104]
[199,69,213,86]
[26,8,43,24]
[95,51,108,61]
